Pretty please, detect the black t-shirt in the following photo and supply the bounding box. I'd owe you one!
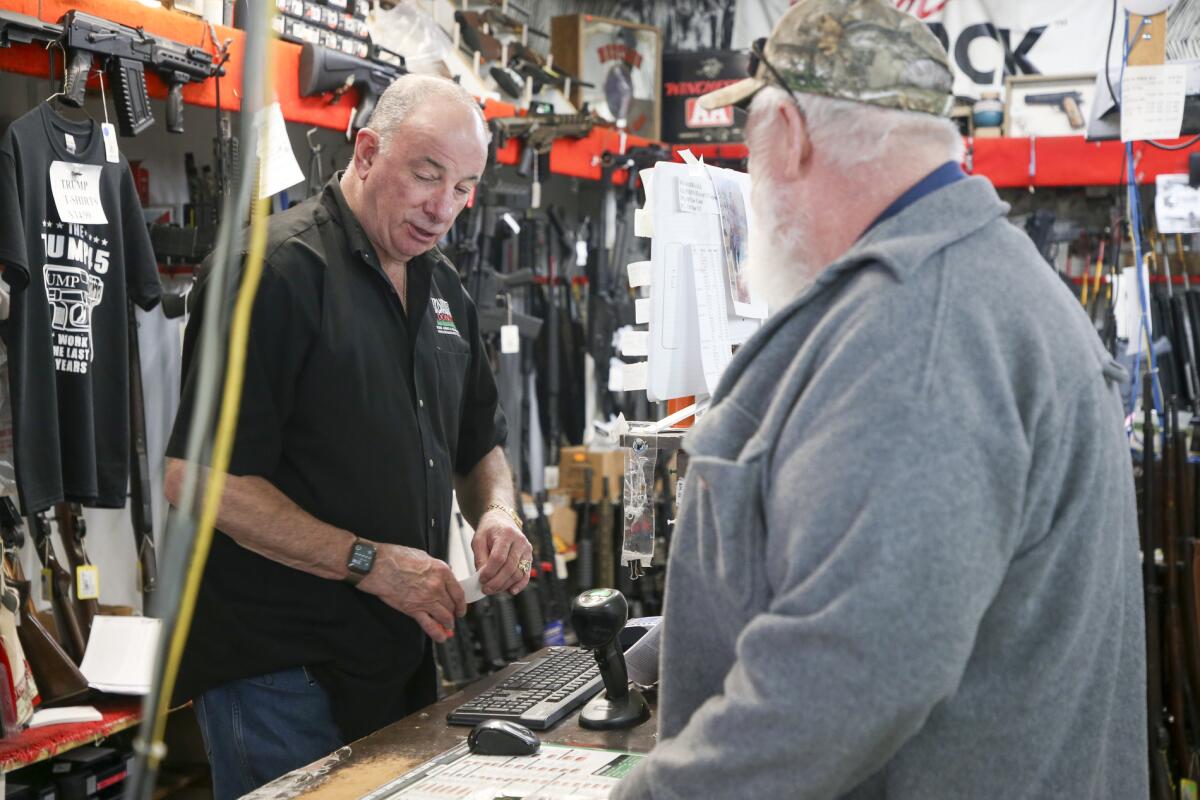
[166,177,507,742]
[0,104,162,514]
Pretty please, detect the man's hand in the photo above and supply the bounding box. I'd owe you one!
[472,510,534,595]
[357,543,466,643]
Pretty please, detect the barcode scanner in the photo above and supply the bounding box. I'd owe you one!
[571,588,650,730]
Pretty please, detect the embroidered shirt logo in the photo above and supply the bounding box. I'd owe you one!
[432,297,460,336]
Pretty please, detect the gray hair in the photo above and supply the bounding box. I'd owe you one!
[366,74,491,147]
[748,86,964,168]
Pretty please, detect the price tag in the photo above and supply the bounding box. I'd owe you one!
[544,465,559,490]
[49,161,107,225]
[101,123,119,164]
[1183,779,1198,800]
[76,565,99,601]
[575,240,588,267]
[40,568,51,603]
[500,324,520,354]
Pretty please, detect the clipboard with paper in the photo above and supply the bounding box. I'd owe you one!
[638,157,764,402]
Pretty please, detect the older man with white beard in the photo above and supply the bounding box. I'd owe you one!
[611,1,1147,799]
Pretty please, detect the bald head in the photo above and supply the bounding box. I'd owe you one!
[367,74,491,150]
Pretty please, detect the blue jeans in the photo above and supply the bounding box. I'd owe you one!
[193,667,344,800]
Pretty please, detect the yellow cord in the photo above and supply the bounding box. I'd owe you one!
[146,5,276,762]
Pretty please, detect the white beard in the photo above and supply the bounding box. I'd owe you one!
[746,169,818,316]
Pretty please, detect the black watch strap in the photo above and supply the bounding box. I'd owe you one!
[344,538,376,586]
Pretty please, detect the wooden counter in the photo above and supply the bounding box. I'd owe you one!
[246,649,658,800]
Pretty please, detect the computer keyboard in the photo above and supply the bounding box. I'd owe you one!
[446,646,604,730]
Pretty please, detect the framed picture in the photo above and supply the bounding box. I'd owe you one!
[1003,73,1097,138]
[551,14,662,140]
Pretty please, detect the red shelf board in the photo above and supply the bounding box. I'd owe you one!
[678,136,1200,188]
[0,696,141,773]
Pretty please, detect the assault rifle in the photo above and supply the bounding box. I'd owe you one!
[60,11,223,136]
[0,500,89,705]
[298,43,407,136]
[492,112,597,158]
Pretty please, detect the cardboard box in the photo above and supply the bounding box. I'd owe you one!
[559,446,625,503]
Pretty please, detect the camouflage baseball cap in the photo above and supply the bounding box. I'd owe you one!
[699,0,954,117]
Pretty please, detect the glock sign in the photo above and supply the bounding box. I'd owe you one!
[44,265,104,374]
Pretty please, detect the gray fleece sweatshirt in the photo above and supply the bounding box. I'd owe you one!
[612,176,1147,799]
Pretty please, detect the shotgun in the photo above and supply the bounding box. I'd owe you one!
[127,299,158,597]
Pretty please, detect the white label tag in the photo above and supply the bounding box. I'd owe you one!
[101,123,119,164]
[255,102,305,199]
[575,240,588,267]
[501,212,521,235]
[49,161,108,225]
[677,176,717,213]
[621,361,648,391]
[627,260,652,288]
[76,565,99,601]
[500,324,520,354]
[544,466,559,490]
[531,181,542,209]
[635,297,650,324]
[1155,173,1200,233]
[64,134,75,155]
[1121,64,1187,142]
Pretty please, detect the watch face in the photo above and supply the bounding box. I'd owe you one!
[348,542,376,574]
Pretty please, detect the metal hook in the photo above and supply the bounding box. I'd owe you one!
[43,39,68,104]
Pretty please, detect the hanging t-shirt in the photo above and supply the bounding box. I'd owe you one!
[0,104,162,514]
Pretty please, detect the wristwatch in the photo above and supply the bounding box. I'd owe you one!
[344,538,377,586]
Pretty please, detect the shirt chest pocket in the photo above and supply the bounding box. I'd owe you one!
[682,454,769,613]
[432,337,471,419]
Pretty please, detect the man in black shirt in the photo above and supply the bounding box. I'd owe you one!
[164,76,532,799]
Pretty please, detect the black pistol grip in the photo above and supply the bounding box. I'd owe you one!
[166,81,185,134]
[62,48,93,108]
[354,89,379,134]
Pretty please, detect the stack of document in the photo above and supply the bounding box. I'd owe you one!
[78,616,161,695]
[28,706,103,728]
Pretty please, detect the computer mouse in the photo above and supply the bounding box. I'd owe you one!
[467,719,541,756]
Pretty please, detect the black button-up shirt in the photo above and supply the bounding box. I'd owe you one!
[166,177,506,741]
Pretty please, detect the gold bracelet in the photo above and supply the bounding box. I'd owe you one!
[485,502,523,530]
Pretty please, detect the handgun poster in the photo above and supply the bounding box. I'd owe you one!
[358,742,644,799]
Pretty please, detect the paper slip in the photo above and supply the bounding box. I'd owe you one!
[458,569,485,603]
[79,615,161,695]
[627,261,652,288]
[677,176,717,214]
[49,162,107,225]
[1156,173,1200,234]
[691,244,734,393]
[1122,64,1187,142]
[633,208,654,238]
[635,297,650,324]
[621,361,648,391]
[29,706,102,729]
[620,329,649,357]
[256,102,305,200]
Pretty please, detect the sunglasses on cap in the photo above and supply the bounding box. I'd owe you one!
[749,37,804,116]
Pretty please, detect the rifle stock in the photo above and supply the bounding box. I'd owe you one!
[30,513,86,665]
[0,500,88,705]
[55,503,98,643]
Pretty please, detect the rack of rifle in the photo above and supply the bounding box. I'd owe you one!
[435,463,675,691]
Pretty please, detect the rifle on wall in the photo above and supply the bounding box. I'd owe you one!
[29,512,87,665]
[0,500,88,705]
[128,299,157,597]
[54,503,98,643]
